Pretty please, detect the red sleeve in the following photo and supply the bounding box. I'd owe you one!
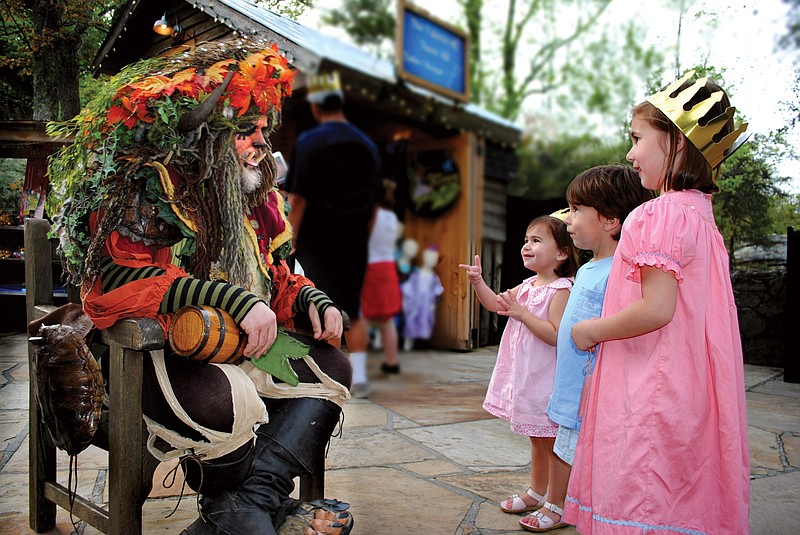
[269,259,314,330]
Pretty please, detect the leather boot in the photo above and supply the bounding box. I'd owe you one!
[181,440,255,496]
[192,397,341,535]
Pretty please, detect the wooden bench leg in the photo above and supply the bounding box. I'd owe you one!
[300,472,325,502]
[108,344,145,535]
[28,363,57,532]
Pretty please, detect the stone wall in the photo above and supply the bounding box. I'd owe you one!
[732,267,785,367]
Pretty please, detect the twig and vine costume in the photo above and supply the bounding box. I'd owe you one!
[47,38,353,535]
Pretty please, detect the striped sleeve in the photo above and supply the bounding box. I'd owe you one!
[100,257,167,292]
[99,258,262,323]
[159,278,263,323]
[294,285,338,318]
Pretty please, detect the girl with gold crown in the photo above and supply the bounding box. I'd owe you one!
[562,72,750,534]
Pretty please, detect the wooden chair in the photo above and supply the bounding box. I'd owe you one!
[25,218,323,534]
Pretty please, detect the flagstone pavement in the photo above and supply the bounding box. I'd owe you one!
[1,331,799,534]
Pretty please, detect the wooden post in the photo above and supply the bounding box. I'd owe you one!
[24,218,57,532]
[786,227,799,383]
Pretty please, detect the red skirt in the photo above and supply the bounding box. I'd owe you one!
[361,261,402,321]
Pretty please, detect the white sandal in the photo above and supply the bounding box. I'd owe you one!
[519,501,568,532]
[499,487,546,513]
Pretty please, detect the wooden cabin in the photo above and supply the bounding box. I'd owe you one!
[92,0,522,350]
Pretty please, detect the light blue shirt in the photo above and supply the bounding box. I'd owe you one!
[547,257,613,429]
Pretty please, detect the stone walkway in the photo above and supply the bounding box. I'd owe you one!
[1,331,799,534]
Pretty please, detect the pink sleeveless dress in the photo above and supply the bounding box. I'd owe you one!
[483,275,572,437]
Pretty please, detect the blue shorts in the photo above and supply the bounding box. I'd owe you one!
[554,425,579,465]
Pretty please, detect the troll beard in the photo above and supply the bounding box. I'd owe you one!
[241,164,263,193]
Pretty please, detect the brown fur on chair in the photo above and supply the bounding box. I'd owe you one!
[27,302,94,338]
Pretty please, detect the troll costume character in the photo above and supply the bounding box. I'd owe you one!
[47,37,354,535]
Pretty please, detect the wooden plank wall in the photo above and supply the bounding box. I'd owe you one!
[402,133,483,350]
[478,178,509,346]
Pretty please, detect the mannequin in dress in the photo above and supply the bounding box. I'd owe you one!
[397,238,418,284]
[401,245,444,351]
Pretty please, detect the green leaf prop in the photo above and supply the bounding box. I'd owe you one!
[250,329,310,386]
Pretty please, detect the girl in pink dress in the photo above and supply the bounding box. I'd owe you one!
[460,215,578,517]
[567,72,750,534]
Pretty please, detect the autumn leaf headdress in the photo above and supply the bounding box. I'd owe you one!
[46,37,296,287]
[107,42,294,131]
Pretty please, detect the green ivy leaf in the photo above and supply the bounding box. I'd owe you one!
[249,329,310,386]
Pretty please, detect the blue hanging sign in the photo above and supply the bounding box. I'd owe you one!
[396,1,470,102]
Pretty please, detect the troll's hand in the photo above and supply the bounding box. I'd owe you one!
[240,301,278,358]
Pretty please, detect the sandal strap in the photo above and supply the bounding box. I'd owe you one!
[543,501,564,517]
[525,487,547,503]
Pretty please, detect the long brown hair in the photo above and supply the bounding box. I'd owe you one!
[632,78,733,194]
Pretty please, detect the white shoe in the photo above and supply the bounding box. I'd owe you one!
[351,383,371,399]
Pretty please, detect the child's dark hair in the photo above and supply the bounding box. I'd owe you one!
[566,165,653,241]
[632,78,733,193]
[528,215,579,277]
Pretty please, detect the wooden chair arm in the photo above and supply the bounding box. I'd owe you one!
[97,317,165,351]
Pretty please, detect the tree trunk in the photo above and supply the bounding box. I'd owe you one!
[29,0,82,121]
[461,0,483,102]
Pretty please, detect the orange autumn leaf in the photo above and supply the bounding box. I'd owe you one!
[205,59,236,86]
[128,75,172,100]
[228,81,253,116]
[106,105,130,127]
[170,68,199,98]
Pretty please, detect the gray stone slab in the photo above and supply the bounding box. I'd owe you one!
[369,380,491,426]
[783,433,800,469]
[0,383,28,410]
[744,364,783,389]
[400,418,531,470]
[8,363,28,383]
[750,377,800,399]
[326,427,437,470]
[750,470,800,534]
[438,469,531,502]
[0,410,26,449]
[341,399,391,428]
[747,391,800,433]
[749,426,784,472]
[0,336,28,358]
[326,466,473,535]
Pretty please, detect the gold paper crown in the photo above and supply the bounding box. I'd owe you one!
[647,70,748,169]
[550,207,570,221]
[306,71,343,103]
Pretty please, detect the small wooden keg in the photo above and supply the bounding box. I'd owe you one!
[168,305,247,364]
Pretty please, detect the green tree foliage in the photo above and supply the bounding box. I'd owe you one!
[484,0,616,121]
[1,0,122,120]
[714,133,790,267]
[778,0,800,58]
[1,0,311,121]
[320,0,394,58]
[0,159,26,212]
[769,192,800,234]
[511,134,630,200]
[321,0,662,124]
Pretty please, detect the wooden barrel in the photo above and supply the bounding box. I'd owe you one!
[168,305,247,364]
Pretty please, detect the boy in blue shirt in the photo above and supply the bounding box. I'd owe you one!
[519,165,651,532]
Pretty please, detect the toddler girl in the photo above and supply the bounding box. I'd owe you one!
[460,215,578,518]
